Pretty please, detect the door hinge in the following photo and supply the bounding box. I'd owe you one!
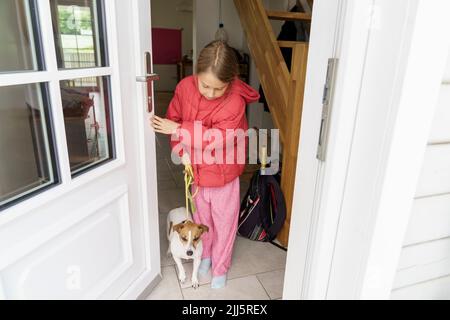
[317,58,338,161]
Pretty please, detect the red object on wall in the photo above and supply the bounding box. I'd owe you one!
[152,28,182,64]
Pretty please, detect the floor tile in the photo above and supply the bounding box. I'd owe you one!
[157,179,178,191]
[158,188,186,214]
[156,167,173,180]
[182,275,270,300]
[157,134,171,148]
[228,237,287,280]
[157,158,172,173]
[172,172,186,188]
[145,266,183,300]
[155,133,169,147]
[257,269,285,300]
[167,159,184,172]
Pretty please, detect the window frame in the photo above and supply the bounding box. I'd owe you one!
[0,0,125,213]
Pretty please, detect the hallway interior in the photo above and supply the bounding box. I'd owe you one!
[146,92,287,300]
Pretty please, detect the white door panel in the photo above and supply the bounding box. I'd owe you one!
[0,0,159,299]
[2,187,133,299]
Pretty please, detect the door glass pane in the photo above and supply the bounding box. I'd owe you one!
[0,83,58,210]
[50,0,108,69]
[60,76,114,175]
[0,0,44,73]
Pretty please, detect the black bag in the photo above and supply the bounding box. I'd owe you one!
[237,170,286,242]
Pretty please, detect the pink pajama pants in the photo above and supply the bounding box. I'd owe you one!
[192,177,240,277]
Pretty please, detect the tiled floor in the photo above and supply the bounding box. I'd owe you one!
[146,92,287,300]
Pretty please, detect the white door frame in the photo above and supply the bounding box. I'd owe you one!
[284,0,450,299]
[113,0,162,299]
[283,0,351,299]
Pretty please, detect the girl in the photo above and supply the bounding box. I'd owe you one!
[151,40,259,289]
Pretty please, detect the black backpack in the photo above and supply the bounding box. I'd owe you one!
[237,170,287,242]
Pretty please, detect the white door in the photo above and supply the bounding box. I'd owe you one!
[0,0,160,299]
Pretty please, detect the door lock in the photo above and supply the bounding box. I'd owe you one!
[136,51,159,113]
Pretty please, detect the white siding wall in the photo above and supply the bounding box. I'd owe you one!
[391,52,450,299]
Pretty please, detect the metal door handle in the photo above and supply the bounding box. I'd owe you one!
[136,52,159,113]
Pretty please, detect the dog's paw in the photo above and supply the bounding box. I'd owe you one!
[179,274,186,284]
[191,278,199,289]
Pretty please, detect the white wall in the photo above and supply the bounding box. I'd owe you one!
[151,0,193,91]
[193,0,244,66]
[391,53,450,299]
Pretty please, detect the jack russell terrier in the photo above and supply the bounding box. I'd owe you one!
[167,207,209,288]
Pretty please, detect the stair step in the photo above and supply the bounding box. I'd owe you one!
[277,40,307,48]
[266,10,312,22]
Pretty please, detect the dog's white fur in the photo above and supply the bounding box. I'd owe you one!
[167,207,204,288]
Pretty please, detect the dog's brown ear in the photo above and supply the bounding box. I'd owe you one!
[199,224,209,233]
[173,223,184,233]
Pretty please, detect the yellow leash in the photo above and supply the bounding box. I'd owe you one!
[184,164,198,219]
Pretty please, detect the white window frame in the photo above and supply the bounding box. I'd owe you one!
[0,0,125,224]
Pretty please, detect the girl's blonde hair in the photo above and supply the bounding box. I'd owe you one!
[196,40,239,83]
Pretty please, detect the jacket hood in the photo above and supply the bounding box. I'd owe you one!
[230,78,260,104]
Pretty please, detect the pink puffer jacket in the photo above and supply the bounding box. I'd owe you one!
[166,75,260,187]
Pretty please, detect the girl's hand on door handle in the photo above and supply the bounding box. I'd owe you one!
[151,115,180,135]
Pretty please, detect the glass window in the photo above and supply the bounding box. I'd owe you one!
[0,0,44,73]
[0,83,58,209]
[50,0,108,69]
[59,76,114,175]
[0,0,114,210]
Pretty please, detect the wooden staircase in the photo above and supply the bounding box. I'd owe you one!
[234,0,311,247]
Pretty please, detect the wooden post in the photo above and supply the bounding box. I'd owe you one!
[277,44,309,247]
[233,0,310,247]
